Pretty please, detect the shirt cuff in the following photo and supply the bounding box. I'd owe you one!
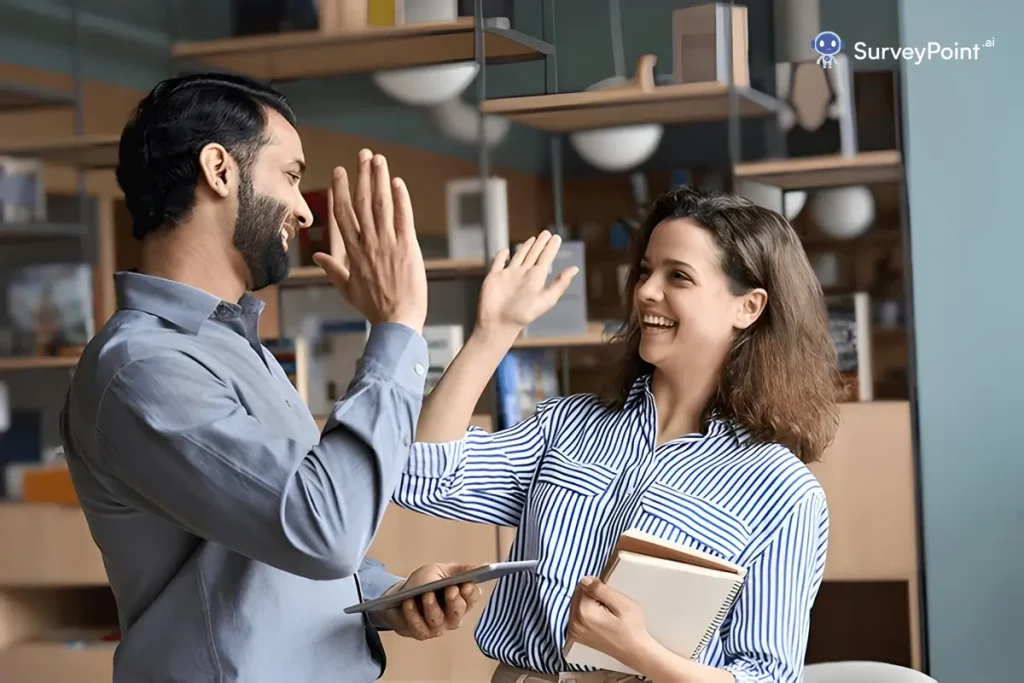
[405,438,465,479]
[360,322,429,397]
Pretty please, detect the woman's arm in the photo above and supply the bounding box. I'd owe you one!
[568,493,829,683]
[415,231,577,444]
[414,327,518,443]
[393,232,579,527]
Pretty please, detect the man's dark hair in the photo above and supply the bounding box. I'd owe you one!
[116,72,297,240]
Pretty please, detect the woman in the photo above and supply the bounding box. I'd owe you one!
[395,187,842,683]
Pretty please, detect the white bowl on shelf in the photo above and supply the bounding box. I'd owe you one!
[372,61,480,107]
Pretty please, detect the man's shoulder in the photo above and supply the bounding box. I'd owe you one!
[71,310,206,407]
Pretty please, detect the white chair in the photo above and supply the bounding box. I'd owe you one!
[804,661,938,682]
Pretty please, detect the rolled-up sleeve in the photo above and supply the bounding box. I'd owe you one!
[392,400,554,527]
[721,492,829,682]
[94,322,427,581]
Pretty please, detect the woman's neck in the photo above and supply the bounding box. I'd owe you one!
[650,361,722,446]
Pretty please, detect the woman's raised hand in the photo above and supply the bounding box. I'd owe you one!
[475,231,579,342]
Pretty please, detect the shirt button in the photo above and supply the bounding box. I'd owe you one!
[403,436,411,447]
[414,363,425,376]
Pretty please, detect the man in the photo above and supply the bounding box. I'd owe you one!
[60,72,481,683]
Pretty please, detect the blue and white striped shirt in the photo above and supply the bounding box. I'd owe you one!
[394,374,828,682]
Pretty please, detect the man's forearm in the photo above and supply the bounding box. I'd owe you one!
[279,323,428,577]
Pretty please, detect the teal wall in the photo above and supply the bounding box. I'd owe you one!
[900,0,1017,680]
[0,0,899,175]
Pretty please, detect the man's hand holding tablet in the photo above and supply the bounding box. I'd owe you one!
[350,560,540,641]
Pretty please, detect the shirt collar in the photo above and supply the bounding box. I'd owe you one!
[114,271,265,335]
[629,371,746,444]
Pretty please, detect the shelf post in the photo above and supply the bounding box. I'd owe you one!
[473,0,492,260]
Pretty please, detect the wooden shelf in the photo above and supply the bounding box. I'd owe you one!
[0,637,115,681]
[0,222,86,243]
[0,80,74,113]
[733,151,904,190]
[282,257,488,286]
[482,82,777,133]
[513,322,610,349]
[0,134,120,170]
[0,503,108,586]
[479,54,777,133]
[171,18,551,81]
[0,356,79,371]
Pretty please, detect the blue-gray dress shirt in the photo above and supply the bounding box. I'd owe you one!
[60,271,429,683]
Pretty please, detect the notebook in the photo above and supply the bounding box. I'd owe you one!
[562,528,747,675]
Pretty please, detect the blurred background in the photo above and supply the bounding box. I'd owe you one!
[0,1,1015,682]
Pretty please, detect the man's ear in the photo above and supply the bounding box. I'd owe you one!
[734,288,768,330]
[197,143,233,199]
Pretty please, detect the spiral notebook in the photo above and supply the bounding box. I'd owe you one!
[563,528,747,675]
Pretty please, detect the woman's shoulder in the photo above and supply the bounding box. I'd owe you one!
[717,436,827,529]
[535,391,619,424]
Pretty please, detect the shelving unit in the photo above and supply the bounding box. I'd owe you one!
[0,80,75,112]
[172,17,552,81]
[0,4,120,676]
[733,150,904,190]
[0,134,120,170]
[0,221,87,243]
[513,322,609,349]
[282,257,489,286]
[0,356,80,372]
[481,77,779,132]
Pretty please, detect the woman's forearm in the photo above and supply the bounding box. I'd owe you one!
[630,635,736,683]
[415,326,518,443]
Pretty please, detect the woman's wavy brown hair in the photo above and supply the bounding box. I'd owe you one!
[602,186,843,463]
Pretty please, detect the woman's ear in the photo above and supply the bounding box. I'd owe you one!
[197,143,232,199]
[734,288,768,330]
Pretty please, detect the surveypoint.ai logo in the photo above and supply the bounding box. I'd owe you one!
[853,38,994,65]
[812,31,843,68]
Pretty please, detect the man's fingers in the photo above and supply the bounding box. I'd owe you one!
[461,581,482,607]
[331,167,360,250]
[371,154,395,243]
[326,187,348,266]
[442,585,467,629]
[401,598,433,640]
[392,177,415,240]
[353,149,376,248]
[418,591,446,636]
[311,253,351,294]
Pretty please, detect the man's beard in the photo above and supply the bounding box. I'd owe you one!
[233,174,292,291]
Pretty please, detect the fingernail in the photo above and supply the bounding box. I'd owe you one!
[373,154,384,166]
[359,149,372,162]
[333,167,344,179]
[392,177,403,188]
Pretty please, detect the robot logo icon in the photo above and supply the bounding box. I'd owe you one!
[812,31,843,68]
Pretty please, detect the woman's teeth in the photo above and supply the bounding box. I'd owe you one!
[642,315,677,328]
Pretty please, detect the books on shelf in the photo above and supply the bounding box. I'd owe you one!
[826,292,872,401]
[563,528,747,675]
[493,349,559,430]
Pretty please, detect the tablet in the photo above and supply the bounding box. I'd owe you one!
[343,559,539,614]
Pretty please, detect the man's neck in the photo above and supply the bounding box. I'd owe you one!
[138,219,248,304]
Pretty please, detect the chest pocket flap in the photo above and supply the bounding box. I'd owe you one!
[534,449,618,497]
[639,482,751,560]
